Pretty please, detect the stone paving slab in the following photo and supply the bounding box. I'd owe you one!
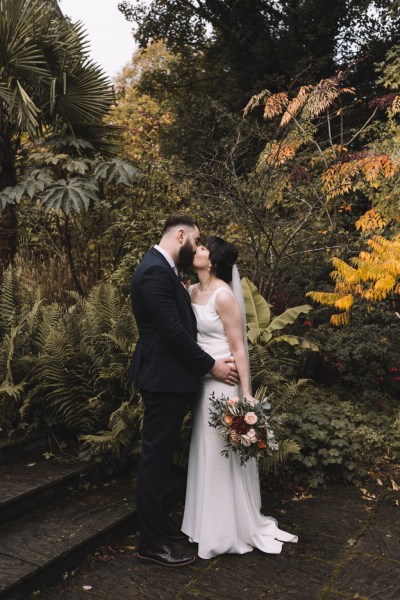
[191,553,333,600]
[373,492,400,525]
[331,554,400,599]
[291,530,347,563]
[0,469,186,599]
[16,479,400,600]
[278,485,373,538]
[356,521,400,560]
[0,553,37,596]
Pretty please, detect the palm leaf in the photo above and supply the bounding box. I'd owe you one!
[0,0,118,154]
[265,305,312,333]
[241,277,271,343]
[0,0,50,77]
[56,61,114,125]
[267,334,319,351]
[0,0,54,135]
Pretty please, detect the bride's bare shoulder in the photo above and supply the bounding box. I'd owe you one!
[214,279,231,291]
[213,283,235,307]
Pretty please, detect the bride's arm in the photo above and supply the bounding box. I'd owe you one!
[215,291,256,402]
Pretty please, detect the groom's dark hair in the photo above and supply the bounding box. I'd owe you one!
[162,214,199,233]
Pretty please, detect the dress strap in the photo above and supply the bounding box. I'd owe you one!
[209,286,235,309]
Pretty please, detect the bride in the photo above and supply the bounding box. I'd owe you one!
[181,236,298,559]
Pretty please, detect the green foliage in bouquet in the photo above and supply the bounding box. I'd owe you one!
[208,385,300,468]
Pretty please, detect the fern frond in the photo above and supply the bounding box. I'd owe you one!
[355,209,387,232]
[243,89,271,117]
[103,332,134,354]
[0,380,26,399]
[259,440,301,474]
[331,257,360,284]
[280,85,313,126]
[334,294,354,311]
[263,92,289,119]
[0,266,20,333]
[303,78,355,120]
[306,291,340,306]
[80,431,115,454]
[80,400,141,460]
[330,312,350,326]
[22,328,95,433]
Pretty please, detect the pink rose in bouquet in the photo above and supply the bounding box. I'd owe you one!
[244,412,257,425]
[228,397,239,407]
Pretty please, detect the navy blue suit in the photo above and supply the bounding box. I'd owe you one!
[128,247,215,548]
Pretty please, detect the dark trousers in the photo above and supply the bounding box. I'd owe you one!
[137,390,195,549]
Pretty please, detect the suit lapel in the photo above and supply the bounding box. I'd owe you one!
[150,247,193,309]
[147,248,197,338]
[179,280,193,307]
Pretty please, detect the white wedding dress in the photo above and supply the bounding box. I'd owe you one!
[181,287,298,559]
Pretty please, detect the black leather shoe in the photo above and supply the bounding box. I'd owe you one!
[163,517,187,540]
[137,544,195,567]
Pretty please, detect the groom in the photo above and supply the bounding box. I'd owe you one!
[128,214,238,567]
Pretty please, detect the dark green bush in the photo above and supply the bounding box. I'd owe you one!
[278,384,400,487]
[297,305,400,401]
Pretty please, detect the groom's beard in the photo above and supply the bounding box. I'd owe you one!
[177,240,195,269]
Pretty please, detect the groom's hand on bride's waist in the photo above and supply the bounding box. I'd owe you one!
[210,357,239,386]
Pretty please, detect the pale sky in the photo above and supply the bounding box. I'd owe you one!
[58,0,137,80]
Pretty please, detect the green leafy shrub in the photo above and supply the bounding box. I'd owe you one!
[0,267,43,430]
[80,400,143,466]
[0,268,142,463]
[278,383,400,487]
[21,282,139,436]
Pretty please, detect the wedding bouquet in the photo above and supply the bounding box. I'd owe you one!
[208,392,279,465]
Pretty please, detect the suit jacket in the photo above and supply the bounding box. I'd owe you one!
[128,247,215,393]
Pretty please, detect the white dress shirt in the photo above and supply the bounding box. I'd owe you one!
[154,245,178,275]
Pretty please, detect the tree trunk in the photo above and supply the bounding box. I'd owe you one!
[0,134,18,279]
[56,212,85,296]
[0,205,18,276]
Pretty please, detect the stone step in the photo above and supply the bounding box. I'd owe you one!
[0,432,50,465]
[0,472,185,600]
[0,456,92,525]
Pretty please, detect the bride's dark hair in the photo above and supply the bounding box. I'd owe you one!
[205,236,239,284]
